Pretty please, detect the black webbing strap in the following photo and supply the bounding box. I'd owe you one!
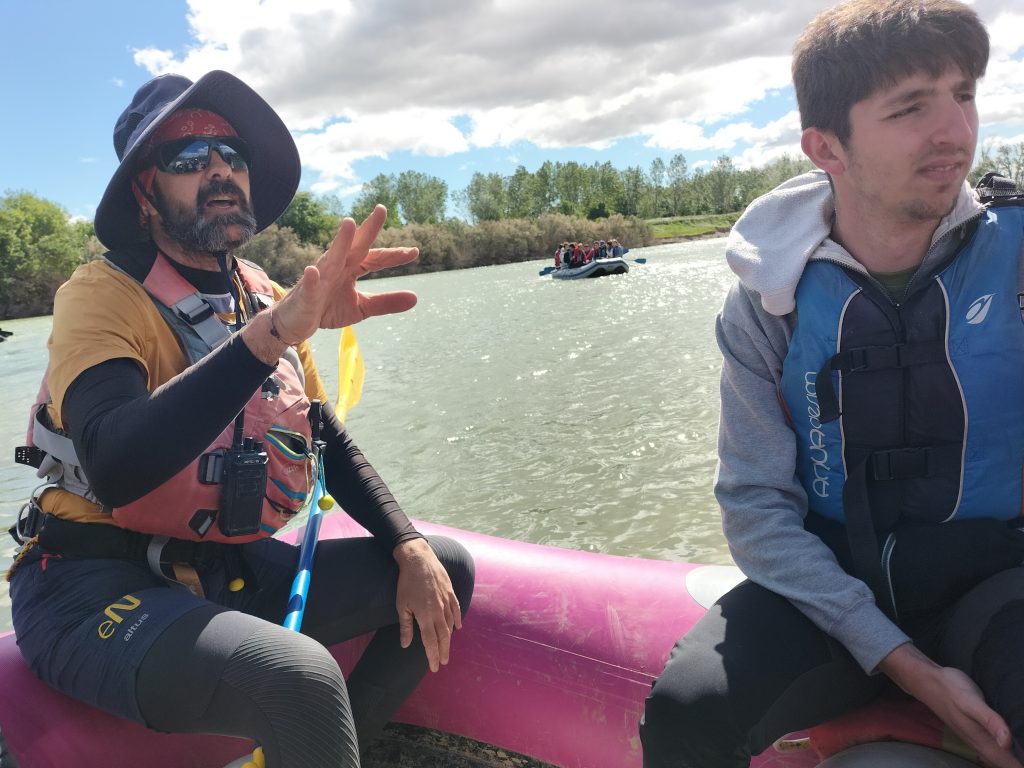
[35,515,227,568]
[869,443,963,482]
[37,515,153,560]
[814,340,948,423]
[843,456,898,621]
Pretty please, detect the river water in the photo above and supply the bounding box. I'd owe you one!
[0,239,736,632]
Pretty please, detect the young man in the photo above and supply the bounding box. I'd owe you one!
[641,2,1024,767]
[9,71,474,767]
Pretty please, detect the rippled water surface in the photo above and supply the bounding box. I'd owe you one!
[0,239,736,631]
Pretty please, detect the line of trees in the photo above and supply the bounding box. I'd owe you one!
[455,154,819,223]
[339,154,819,226]
[972,142,1024,189]
[3,142,1023,320]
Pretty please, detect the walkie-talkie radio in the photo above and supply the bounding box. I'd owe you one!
[200,413,268,537]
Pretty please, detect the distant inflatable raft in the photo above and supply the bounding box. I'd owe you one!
[551,256,630,279]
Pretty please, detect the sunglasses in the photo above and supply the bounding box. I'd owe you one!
[148,137,251,175]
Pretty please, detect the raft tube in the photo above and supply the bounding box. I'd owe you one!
[0,515,964,767]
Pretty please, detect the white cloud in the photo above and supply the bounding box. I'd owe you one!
[980,132,1024,152]
[130,0,1024,193]
[645,110,801,161]
[133,47,177,74]
[979,55,1024,126]
[294,109,471,184]
[310,180,364,197]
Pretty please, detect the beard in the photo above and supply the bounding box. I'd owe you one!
[154,179,257,252]
[900,191,960,222]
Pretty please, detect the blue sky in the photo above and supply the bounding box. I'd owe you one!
[2,0,1022,223]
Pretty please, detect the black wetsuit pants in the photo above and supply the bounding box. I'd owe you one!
[639,569,1024,767]
[10,534,474,768]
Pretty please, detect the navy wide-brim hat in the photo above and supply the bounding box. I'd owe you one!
[94,70,300,250]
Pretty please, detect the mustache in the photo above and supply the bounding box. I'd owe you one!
[920,146,971,163]
[198,179,252,212]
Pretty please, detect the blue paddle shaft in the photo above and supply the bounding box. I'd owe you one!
[283,457,326,632]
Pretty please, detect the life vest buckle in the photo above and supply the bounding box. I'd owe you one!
[846,347,871,372]
[10,497,45,545]
[174,294,215,325]
[870,447,930,481]
[14,445,45,469]
[846,344,905,373]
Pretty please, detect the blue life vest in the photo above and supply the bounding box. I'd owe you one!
[780,205,1024,530]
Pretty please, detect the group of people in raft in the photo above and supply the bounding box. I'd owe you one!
[553,239,627,269]
[7,1,1024,767]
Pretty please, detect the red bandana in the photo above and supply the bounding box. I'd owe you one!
[146,108,238,148]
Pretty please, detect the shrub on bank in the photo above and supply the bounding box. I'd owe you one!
[374,220,468,275]
[235,224,322,286]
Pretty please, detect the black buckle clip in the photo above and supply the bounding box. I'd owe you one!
[10,500,44,545]
[14,445,46,469]
[870,448,929,481]
[176,302,215,325]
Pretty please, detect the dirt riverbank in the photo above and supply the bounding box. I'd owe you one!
[364,724,556,768]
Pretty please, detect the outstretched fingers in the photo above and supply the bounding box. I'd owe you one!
[358,289,418,319]
[350,204,389,254]
[360,247,420,276]
[322,217,357,272]
[320,206,417,282]
[318,205,380,278]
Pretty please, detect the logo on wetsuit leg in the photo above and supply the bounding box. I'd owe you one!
[97,594,143,640]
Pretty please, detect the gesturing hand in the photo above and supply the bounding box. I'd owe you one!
[270,205,418,344]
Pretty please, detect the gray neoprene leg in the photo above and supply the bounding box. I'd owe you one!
[137,605,358,768]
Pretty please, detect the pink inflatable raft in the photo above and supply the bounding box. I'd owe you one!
[0,515,977,767]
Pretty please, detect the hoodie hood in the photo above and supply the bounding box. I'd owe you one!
[725,170,983,316]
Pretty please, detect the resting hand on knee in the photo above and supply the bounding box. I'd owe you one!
[393,538,462,672]
[880,643,1022,768]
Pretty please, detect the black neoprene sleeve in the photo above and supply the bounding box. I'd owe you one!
[320,404,421,550]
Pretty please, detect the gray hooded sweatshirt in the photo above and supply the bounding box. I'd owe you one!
[715,169,989,673]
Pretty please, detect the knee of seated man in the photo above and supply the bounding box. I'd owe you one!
[641,681,735,767]
[427,536,476,613]
[640,637,741,753]
[968,600,1024,759]
[224,625,346,708]
[644,673,731,732]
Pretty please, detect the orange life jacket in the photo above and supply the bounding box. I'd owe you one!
[23,252,315,543]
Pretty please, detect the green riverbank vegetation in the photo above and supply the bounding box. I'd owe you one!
[3,143,1021,320]
[648,214,740,240]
